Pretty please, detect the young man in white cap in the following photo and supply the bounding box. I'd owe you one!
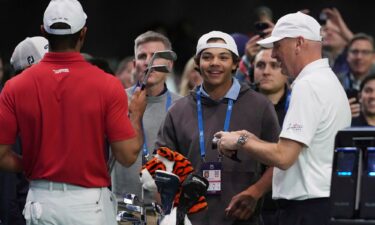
[156,31,280,225]
[10,36,49,74]
[0,0,146,224]
[215,12,351,225]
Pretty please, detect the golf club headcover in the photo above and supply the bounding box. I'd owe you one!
[177,174,209,224]
[140,147,208,214]
[154,170,180,215]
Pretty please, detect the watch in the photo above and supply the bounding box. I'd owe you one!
[237,134,248,146]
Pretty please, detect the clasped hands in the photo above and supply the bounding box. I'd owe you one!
[213,130,253,160]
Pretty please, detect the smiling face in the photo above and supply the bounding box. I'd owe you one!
[254,49,287,94]
[347,39,374,78]
[197,39,237,91]
[360,79,375,117]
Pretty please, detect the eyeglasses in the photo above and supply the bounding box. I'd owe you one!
[349,49,374,56]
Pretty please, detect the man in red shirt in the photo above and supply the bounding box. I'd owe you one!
[0,0,146,224]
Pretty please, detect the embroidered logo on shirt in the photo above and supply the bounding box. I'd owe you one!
[286,123,303,132]
[53,68,70,74]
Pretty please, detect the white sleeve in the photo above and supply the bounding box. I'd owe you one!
[280,80,322,147]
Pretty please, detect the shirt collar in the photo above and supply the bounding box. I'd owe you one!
[291,58,329,88]
[42,52,86,62]
[199,78,241,100]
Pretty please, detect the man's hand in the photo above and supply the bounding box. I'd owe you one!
[0,145,23,172]
[128,87,147,121]
[214,130,254,158]
[322,7,353,42]
[225,189,259,220]
[349,97,360,118]
[245,21,274,60]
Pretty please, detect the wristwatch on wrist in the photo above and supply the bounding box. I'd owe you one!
[237,134,248,146]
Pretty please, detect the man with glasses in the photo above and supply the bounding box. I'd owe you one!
[340,33,375,92]
[339,33,375,117]
[215,12,351,225]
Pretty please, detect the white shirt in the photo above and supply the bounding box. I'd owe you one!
[273,58,351,200]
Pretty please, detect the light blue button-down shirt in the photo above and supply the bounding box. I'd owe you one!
[199,78,241,101]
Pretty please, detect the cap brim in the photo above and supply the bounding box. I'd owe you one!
[257,36,283,48]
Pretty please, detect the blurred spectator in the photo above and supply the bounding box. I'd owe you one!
[254,5,273,23]
[178,57,202,96]
[87,57,114,74]
[253,48,290,126]
[320,7,353,76]
[235,6,274,84]
[352,74,375,126]
[340,33,375,91]
[115,56,135,88]
[82,52,115,74]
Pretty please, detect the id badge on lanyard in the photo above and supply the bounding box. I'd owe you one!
[196,88,233,195]
[201,161,222,195]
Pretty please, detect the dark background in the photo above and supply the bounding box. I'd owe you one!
[0,0,373,75]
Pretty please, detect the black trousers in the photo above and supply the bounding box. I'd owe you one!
[276,198,330,225]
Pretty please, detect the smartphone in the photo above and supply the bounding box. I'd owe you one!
[254,21,269,38]
[346,89,359,103]
[318,12,327,25]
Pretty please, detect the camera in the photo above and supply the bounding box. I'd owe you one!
[346,89,359,104]
[318,12,327,25]
[212,136,219,149]
[254,21,269,38]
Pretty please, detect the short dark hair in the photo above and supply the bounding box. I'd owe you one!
[360,74,375,92]
[348,33,375,51]
[44,23,81,51]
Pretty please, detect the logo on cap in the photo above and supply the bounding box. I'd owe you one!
[27,56,35,65]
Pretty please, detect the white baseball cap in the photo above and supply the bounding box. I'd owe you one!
[43,0,87,35]
[196,31,239,56]
[257,11,322,48]
[10,36,49,72]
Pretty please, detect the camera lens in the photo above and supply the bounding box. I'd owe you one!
[254,22,269,31]
[318,12,327,25]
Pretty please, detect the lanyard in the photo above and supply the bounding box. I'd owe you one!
[196,89,233,160]
[132,85,172,158]
[284,90,291,112]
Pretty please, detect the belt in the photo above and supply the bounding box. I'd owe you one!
[276,197,329,208]
[30,180,88,191]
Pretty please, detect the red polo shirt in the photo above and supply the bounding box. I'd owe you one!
[0,52,135,187]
